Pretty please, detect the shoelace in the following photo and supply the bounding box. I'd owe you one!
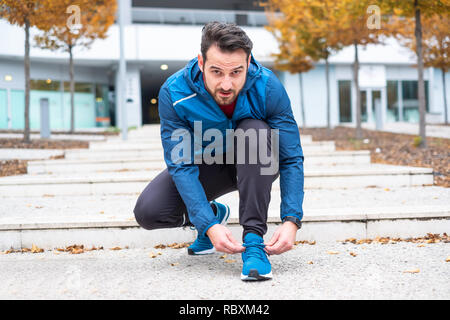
[243,242,267,260]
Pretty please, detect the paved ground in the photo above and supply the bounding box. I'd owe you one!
[1,240,448,300]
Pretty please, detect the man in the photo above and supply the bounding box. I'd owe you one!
[134,22,304,281]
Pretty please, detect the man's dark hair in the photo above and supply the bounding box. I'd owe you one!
[201,21,253,61]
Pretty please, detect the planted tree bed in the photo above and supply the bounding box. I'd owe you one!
[301,126,450,188]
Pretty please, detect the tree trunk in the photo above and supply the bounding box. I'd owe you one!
[23,19,31,143]
[69,45,75,133]
[442,68,448,125]
[353,41,362,139]
[415,1,427,147]
[325,53,331,132]
[299,72,306,129]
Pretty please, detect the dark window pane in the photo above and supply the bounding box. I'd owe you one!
[339,80,352,123]
[64,82,93,93]
[30,79,61,91]
[387,80,399,121]
[361,90,368,122]
[402,80,429,123]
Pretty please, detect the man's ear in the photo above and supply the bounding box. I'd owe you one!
[198,53,204,72]
[247,54,251,68]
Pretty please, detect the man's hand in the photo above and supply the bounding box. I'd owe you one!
[206,224,245,254]
[264,221,298,255]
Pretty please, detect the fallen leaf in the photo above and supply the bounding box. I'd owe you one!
[224,259,236,263]
[403,269,420,274]
[31,244,44,253]
[154,244,166,249]
[99,211,104,214]
[349,252,357,257]
[384,188,390,191]
[326,251,339,255]
[71,248,84,254]
[110,247,122,251]
[445,256,450,262]
[168,242,190,249]
[219,254,228,259]
[149,252,157,258]
[307,261,313,264]
[170,263,179,266]
[42,194,55,198]
[417,244,426,247]
[35,206,43,209]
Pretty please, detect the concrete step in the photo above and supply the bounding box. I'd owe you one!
[0,164,433,196]
[0,149,65,161]
[0,186,448,250]
[64,143,335,160]
[87,136,324,151]
[27,150,371,174]
[101,134,314,145]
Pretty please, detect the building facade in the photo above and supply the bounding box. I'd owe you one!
[0,0,448,131]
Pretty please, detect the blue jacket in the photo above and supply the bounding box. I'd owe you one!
[158,55,304,236]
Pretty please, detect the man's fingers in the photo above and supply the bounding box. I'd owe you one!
[265,230,280,247]
[266,238,292,255]
[226,233,245,253]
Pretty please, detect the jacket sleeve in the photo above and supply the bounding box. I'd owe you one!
[158,85,218,236]
[264,74,305,222]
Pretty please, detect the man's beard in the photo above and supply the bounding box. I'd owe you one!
[203,75,246,105]
[213,89,237,105]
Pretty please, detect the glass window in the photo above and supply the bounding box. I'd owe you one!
[63,82,93,93]
[386,80,399,122]
[361,90,368,122]
[339,80,352,123]
[402,80,429,123]
[30,79,61,91]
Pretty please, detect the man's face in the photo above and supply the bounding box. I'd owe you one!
[198,45,251,105]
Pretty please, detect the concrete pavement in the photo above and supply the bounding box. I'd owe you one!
[0,240,448,299]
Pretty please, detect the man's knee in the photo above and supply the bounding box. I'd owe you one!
[236,118,271,131]
[133,196,157,230]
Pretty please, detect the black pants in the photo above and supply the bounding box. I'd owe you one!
[133,119,280,239]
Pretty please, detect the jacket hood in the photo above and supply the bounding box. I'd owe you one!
[183,54,263,98]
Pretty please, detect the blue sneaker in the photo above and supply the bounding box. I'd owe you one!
[241,233,272,281]
[187,201,230,255]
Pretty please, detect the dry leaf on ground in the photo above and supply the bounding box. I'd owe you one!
[31,244,44,253]
[224,259,236,263]
[403,269,420,274]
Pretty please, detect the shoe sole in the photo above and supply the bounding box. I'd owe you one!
[187,247,216,255]
[187,203,230,256]
[241,269,273,281]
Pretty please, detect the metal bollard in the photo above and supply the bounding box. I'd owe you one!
[40,98,51,139]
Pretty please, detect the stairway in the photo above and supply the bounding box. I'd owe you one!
[0,124,448,250]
